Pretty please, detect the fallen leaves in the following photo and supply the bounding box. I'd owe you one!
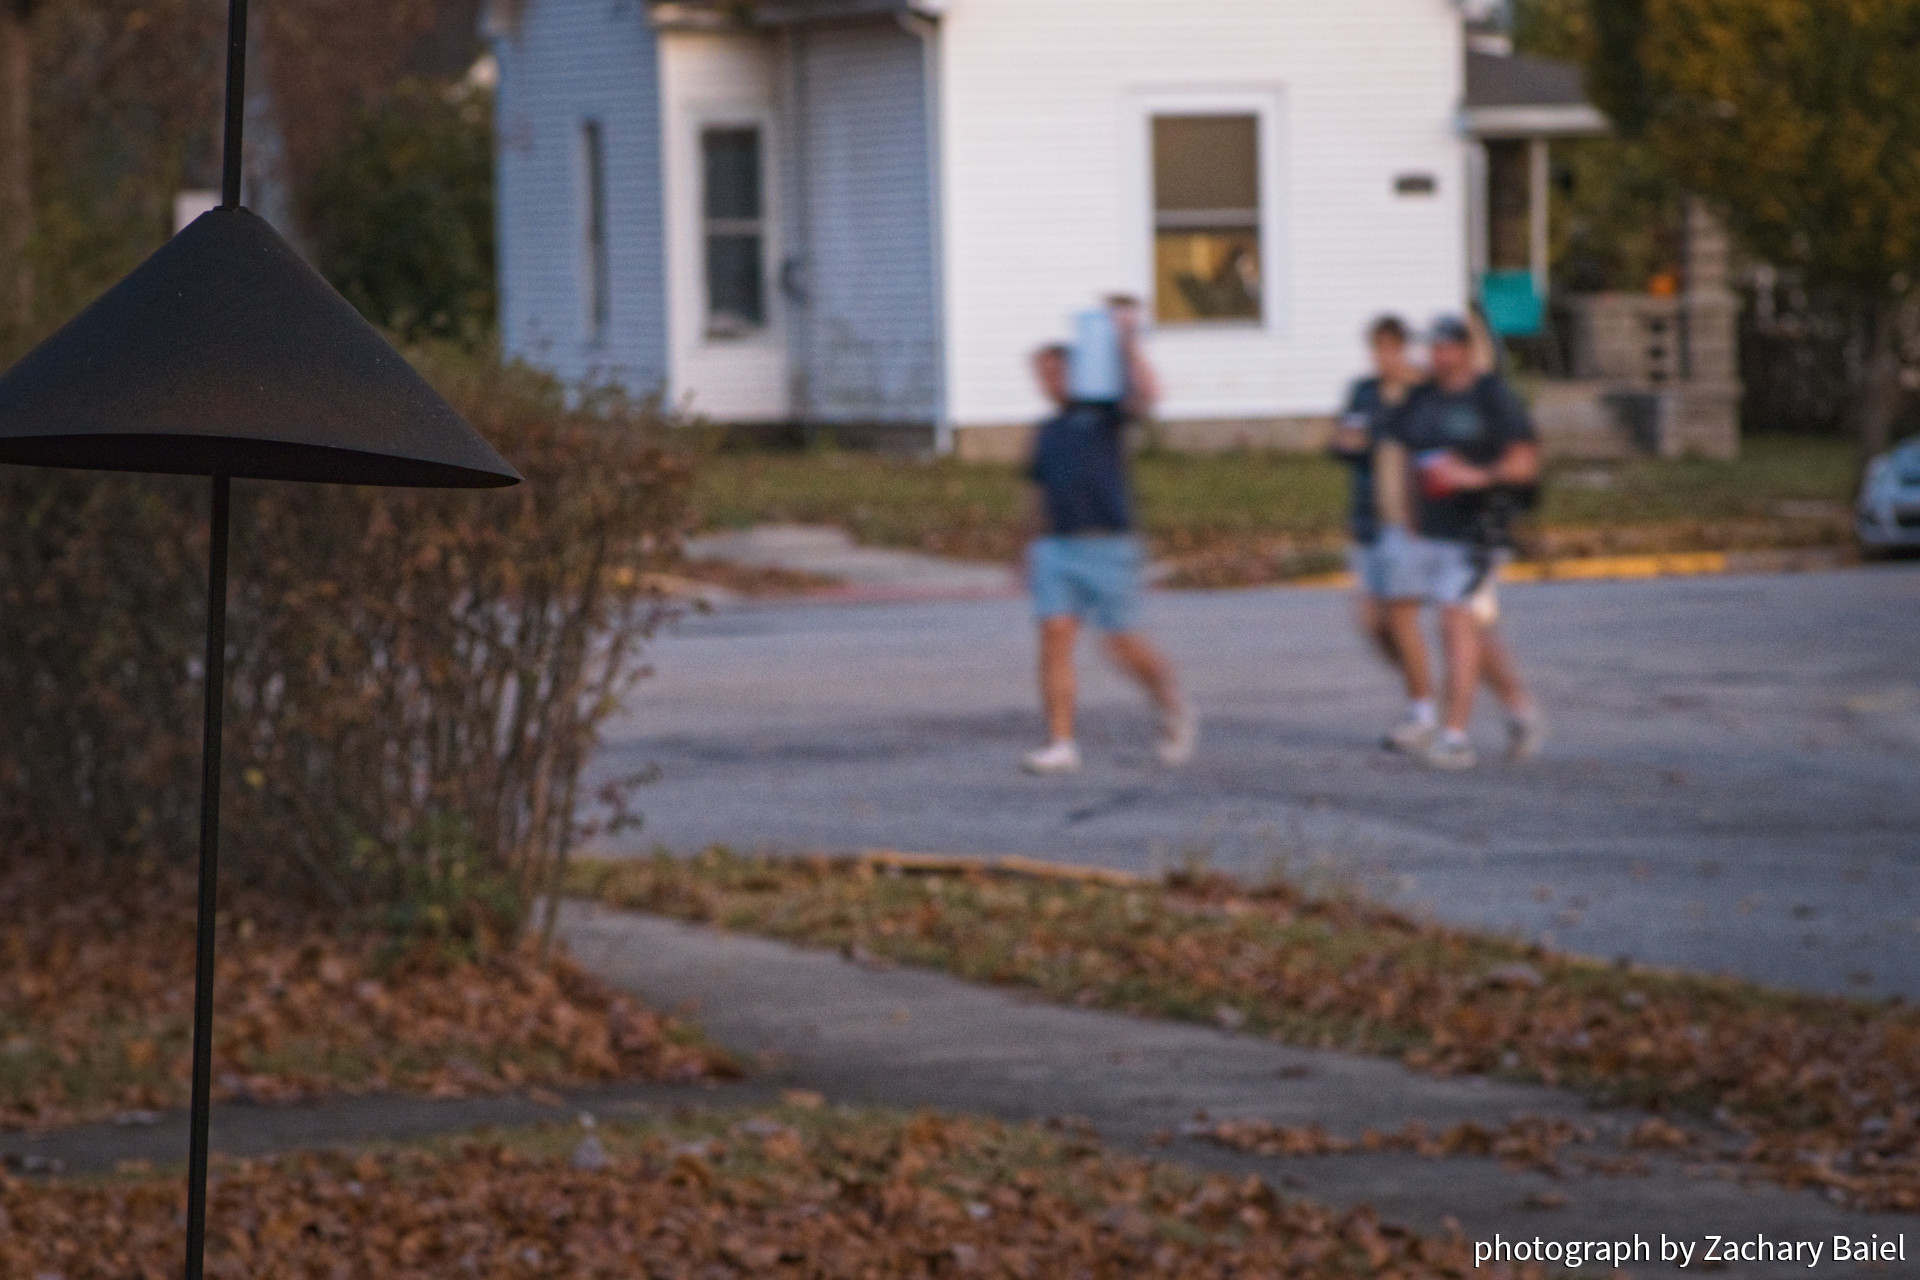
[0,1108,1535,1278]
[575,851,1920,1212]
[1191,1117,1595,1177]
[0,860,731,1130]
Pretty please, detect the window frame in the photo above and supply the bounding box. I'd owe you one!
[1129,91,1288,336]
[580,118,610,345]
[697,119,772,342]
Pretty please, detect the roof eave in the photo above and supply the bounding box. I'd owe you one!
[1460,104,1611,140]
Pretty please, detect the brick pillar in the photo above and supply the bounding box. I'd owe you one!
[1676,199,1742,459]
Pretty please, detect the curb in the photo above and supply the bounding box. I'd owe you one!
[1293,546,1854,592]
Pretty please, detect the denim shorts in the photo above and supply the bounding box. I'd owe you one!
[1347,540,1392,598]
[1029,534,1144,632]
[1381,532,1506,607]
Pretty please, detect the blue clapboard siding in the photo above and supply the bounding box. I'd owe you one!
[791,21,940,424]
[492,0,667,393]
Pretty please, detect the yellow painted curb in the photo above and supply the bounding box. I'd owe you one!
[1286,550,1735,592]
[1502,551,1729,582]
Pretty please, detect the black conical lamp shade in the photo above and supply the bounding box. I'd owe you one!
[0,207,520,488]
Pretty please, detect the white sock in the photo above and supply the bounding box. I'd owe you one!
[1410,699,1437,727]
[1438,727,1470,747]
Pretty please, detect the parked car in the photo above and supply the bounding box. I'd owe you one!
[1857,438,1920,551]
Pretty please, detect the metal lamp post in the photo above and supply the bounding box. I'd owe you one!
[0,1,521,1275]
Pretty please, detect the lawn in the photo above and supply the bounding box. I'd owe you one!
[573,850,1920,1213]
[690,436,1861,586]
[3,1105,1512,1279]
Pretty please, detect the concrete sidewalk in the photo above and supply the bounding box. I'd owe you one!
[560,902,1887,1279]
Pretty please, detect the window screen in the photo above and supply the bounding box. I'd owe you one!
[703,126,766,336]
[1152,114,1262,323]
[582,120,609,341]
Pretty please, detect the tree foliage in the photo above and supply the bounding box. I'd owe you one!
[1587,0,1920,448]
[306,80,496,341]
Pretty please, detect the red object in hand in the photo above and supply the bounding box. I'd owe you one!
[1416,450,1461,500]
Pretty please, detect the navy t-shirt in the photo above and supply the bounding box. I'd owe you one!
[1333,377,1390,544]
[1029,402,1133,537]
[1383,375,1537,541]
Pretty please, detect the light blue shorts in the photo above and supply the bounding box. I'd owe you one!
[1347,540,1392,598]
[1381,533,1506,606]
[1029,534,1144,632]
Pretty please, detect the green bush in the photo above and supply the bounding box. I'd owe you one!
[305,81,496,343]
[0,348,690,951]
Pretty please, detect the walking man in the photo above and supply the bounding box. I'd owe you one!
[1381,316,1545,770]
[1330,315,1436,750]
[1021,302,1197,775]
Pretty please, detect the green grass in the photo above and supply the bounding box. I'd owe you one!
[690,436,1860,571]
[1539,435,1859,526]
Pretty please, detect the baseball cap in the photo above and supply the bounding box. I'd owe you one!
[1428,315,1473,346]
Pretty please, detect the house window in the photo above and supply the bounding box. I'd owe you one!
[1152,114,1262,324]
[702,126,766,337]
[582,120,610,341]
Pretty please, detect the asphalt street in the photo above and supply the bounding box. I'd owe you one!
[587,565,1920,999]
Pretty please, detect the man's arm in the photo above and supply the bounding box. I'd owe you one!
[1110,301,1161,419]
[1329,382,1372,460]
[1490,440,1541,485]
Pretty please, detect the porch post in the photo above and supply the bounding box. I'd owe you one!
[1527,136,1550,305]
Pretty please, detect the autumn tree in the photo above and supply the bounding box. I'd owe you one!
[1590,0,1920,453]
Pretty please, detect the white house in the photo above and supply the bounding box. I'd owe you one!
[490,0,1575,457]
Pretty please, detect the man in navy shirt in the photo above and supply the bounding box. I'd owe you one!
[1021,303,1195,775]
[1331,315,1435,751]
[1381,316,1545,770]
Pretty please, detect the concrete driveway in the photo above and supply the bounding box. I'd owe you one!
[588,565,1920,999]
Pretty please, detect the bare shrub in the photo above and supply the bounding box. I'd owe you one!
[0,347,690,949]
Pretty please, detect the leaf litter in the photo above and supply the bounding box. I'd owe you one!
[575,850,1920,1212]
[1,1107,1537,1278]
[0,859,732,1130]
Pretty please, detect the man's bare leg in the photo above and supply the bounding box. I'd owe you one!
[1439,604,1483,733]
[1105,629,1197,764]
[1478,625,1531,715]
[1039,615,1080,744]
[1358,596,1398,667]
[1383,600,1434,703]
[1103,630,1181,716]
[1478,622,1545,759]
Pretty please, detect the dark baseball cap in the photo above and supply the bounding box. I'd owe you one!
[1428,315,1473,345]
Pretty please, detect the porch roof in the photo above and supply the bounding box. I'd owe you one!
[1462,50,1609,138]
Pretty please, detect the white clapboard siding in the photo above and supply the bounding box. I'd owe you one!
[936,0,1469,429]
[492,0,668,393]
[789,20,941,424]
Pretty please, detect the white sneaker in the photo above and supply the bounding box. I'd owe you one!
[1422,732,1478,771]
[1157,707,1199,767]
[1022,740,1083,775]
[1506,708,1547,761]
[1382,718,1438,754]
